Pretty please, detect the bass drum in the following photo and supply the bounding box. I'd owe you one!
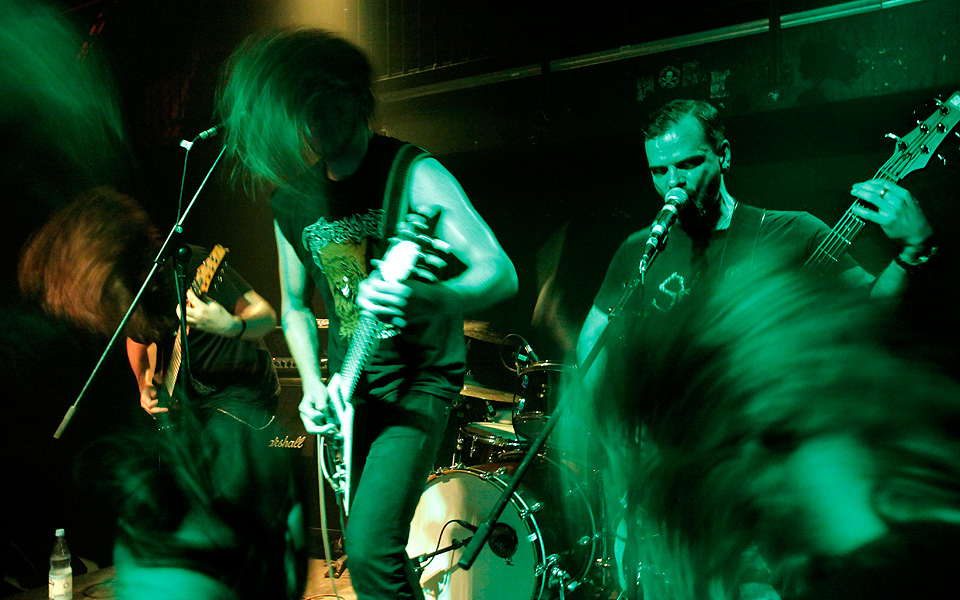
[407,457,596,600]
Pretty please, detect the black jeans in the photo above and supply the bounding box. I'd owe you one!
[346,390,450,600]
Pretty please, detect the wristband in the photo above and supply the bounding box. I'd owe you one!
[895,244,937,274]
[234,318,247,339]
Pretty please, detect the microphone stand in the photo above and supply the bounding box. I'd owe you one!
[413,536,472,572]
[459,245,657,571]
[53,145,226,439]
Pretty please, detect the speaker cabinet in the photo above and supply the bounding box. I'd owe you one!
[267,324,343,557]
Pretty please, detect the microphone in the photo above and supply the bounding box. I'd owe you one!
[195,125,220,140]
[179,125,222,150]
[517,341,540,364]
[453,520,478,532]
[639,187,689,273]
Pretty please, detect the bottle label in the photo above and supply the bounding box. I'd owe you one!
[49,571,73,600]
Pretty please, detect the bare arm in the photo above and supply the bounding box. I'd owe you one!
[358,158,517,324]
[848,180,935,300]
[575,304,610,399]
[274,220,334,434]
[126,338,165,415]
[180,288,277,340]
[409,157,518,312]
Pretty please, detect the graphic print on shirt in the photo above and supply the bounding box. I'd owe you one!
[302,209,383,339]
[651,272,691,313]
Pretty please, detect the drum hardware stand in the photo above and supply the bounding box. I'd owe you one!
[538,554,581,598]
[458,252,654,600]
[412,536,473,573]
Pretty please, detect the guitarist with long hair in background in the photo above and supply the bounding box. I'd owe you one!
[216,29,518,600]
[19,186,307,599]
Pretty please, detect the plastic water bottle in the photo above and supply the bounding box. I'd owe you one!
[48,528,72,600]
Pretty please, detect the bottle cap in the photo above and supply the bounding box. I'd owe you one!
[56,528,65,537]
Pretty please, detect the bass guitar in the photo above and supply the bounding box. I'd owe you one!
[805,91,960,271]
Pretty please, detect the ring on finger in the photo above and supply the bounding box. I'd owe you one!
[879,188,888,198]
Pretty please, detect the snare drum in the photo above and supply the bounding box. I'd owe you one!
[407,456,597,600]
[456,422,520,466]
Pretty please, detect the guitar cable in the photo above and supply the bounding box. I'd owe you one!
[317,438,345,600]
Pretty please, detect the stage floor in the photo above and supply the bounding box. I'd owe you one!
[7,560,357,600]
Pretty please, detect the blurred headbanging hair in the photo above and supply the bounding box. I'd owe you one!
[216,28,374,194]
[583,264,960,600]
[18,186,160,339]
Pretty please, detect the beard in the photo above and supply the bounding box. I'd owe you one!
[679,175,723,235]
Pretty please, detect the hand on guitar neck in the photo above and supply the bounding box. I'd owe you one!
[849,179,934,251]
[127,338,178,423]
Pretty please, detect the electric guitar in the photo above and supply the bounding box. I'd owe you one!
[154,245,229,425]
[805,91,960,271]
[320,210,448,514]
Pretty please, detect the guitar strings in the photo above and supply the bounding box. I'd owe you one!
[805,109,947,269]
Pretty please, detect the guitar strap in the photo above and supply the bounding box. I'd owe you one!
[379,143,431,254]
[718,204,766,277]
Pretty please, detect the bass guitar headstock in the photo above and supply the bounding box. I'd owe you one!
[883,91,960,180]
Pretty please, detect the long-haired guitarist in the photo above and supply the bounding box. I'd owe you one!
[216,28,518,600]
[18,186,307,599]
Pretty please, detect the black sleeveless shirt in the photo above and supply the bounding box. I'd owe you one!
[270,135,464,403]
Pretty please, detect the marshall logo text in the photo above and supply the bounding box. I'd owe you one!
[269,435,307,449]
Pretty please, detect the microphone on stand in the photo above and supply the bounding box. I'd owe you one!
[179,124,222,150]
[516,341,540,364]
[195,125,220,140]
[639,187,689,274]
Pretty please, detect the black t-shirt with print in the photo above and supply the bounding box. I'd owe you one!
[270,135,465,403]
[594,204,859,316]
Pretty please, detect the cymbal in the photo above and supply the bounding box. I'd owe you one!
[461,384,517,404]
[463,320,504,343]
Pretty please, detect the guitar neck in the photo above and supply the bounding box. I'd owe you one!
[337,312,384,405]
[804,168,899,272]
[806,91,960,271]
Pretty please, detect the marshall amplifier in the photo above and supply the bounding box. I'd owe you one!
[264,322,342,553]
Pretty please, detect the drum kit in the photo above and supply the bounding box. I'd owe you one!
[405,323,619,600]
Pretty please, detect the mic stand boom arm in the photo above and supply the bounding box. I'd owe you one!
[53,146,226,439]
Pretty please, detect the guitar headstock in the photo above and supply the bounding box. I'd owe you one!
[193,244,229,295]
[884,91,960,180]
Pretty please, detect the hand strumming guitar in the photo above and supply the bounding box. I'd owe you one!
[298,375,343,436]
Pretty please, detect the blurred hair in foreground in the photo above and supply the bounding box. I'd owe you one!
[560,264,960,600]
[0,0,125,191]
[99,403,307,600]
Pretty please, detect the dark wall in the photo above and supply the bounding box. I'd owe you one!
[53,0,960,357]
[372,0,960,355]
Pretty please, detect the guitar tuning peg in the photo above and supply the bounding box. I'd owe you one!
[886,133,907,151]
